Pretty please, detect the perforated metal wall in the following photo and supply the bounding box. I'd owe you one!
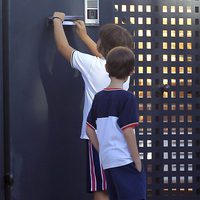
[114,0,200,199]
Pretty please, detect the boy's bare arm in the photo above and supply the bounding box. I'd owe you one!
[75,20,102,58]
[123,127,142,172]
[86,126,99,151]
[53,12,74,61]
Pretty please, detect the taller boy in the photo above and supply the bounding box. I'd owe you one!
[52,11,133,200]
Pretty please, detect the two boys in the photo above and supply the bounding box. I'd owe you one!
[52,11,146,200]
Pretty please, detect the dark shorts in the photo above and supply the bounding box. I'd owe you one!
[86,140,107,192]
[105,163,146,200]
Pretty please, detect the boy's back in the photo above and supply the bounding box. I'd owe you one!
[71,50,130,139]
[87,88,138,169]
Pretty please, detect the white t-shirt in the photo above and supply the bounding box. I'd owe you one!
[71,50,130,139]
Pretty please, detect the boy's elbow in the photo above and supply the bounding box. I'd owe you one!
[57,44,72,61]
[86,126,91,137]
[57,43,66,54]
[86,125,94,138]
[122,127,134,136]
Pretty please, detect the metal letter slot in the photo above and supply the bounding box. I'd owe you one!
[48,15,83,26]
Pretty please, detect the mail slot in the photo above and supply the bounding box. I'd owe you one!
[48,0,100,26]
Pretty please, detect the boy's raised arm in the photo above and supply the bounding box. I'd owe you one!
[53,12,74,61]
[75,20,102,58]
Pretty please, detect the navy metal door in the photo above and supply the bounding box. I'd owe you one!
[1,0,114,200]
[0,0,5,198]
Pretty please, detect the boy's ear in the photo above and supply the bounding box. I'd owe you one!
[97,40,104,57]
[130,68,135,76]
[105,64,109,73]
[129,71,134,76]
[98,47,105,58]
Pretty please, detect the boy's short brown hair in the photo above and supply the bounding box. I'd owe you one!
[98,24,133,57]
[106,47,135,80]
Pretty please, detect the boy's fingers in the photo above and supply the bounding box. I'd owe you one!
[75,20,85,27]
[75,21,81,27]
[53,12,65,20]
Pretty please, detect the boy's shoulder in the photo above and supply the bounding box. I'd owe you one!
[93,90,137,107]
[114,90,137,102]
[120,90,136,100]
[73,50,105,61]
[95,89,106,97]
[96,89,135,98]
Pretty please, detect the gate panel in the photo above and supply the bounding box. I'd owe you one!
[114,0,200,199]
[0,0,5,198]
[5,0,114,200]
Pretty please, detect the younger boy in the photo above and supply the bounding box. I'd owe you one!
[52,12,133,200]
[87,47,146,200]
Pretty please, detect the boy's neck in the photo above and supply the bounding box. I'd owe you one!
[107,77,126,89]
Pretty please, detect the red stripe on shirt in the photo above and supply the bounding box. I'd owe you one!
[121,122,139,130]
[104,88,123,91]
[87,122,96,130]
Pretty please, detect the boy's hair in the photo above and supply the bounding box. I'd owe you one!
[98,24,133,57]
[106,46,135,80]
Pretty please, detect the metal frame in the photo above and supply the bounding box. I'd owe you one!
[114,0,200,199]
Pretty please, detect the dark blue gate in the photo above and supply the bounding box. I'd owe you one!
[0,0,114,199]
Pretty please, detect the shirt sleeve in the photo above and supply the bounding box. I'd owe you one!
[70,50,96,75]
[117,94,139,130]
[86,96,97,130]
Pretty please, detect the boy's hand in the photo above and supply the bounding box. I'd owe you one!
[135,160,142,172]
[74,20,101,57]
[75,20,88,40]
[53,12,65,22]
